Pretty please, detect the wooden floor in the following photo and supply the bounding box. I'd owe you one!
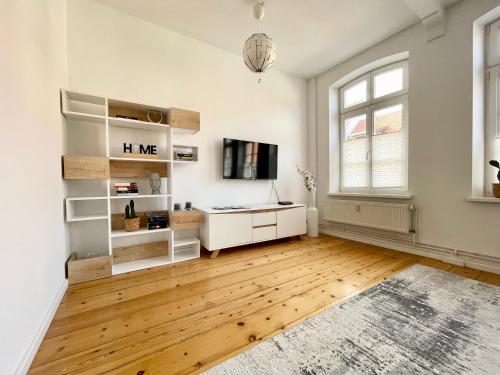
[30,234,500,375]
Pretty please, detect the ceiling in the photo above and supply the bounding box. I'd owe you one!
[94,0,460,78]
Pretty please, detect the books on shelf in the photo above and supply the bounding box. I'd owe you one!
[114,182,138,196]
[174,151,194,161]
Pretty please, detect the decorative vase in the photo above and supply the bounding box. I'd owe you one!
[493,183,500,198]
[124,217,140,232]
[307,190,319,237]
[150,173,161,195]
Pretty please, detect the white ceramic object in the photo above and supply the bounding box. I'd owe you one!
[307,206,319,237]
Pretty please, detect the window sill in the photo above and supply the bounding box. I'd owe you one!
[328,192,412,199]
[465,196,500,203]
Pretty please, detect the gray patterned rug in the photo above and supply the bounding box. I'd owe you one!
[205,264,500,375]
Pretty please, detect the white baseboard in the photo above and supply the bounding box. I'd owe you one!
[15,279,68,375]
[320,227,500,275]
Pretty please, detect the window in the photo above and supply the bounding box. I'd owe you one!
[339,61,409,192]
[486,19,500,189]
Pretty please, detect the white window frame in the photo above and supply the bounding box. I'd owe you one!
[339,61,409,194]
[486,19,500,192]
[340,73,370,113]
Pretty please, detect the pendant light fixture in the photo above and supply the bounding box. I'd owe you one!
[242,2,276,82]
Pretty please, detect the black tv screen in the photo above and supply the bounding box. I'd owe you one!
[223,138,278,180]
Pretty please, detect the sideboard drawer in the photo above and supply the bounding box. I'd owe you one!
[253,226,277,242]
[253,212,277,227]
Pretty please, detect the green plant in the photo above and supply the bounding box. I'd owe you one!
[130,199,137,217]
[489,160,500,182]
[125,199,138,219]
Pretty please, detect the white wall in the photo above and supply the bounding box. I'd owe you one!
[0,1,68,374]
[66,0,308,208]
[314,0,500,259]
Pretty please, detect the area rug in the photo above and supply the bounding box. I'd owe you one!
[204,264,500,375]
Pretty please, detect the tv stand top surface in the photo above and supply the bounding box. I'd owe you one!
[199,203,305,214]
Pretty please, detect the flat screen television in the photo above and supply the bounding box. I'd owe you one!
[223,138,278,180]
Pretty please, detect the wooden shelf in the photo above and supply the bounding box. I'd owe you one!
[108,117,170,131]
[110,194,171,200]
[112,255,172,275]
[111,227,171,238]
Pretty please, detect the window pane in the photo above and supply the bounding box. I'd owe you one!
[372,105,404,188]
[342,114,368,188]
[495,138,500,161]
[374,68,403,98]
[343,80,367,109]
[374,104,403,135]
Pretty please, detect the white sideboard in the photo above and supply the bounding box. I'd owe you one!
[199,204,306,258]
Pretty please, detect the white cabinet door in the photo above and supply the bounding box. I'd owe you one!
[276,206,306,238]
[209,213,252,250]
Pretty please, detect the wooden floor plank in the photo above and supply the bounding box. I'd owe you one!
[29,235,497,375]
[448,265,482,279]
[61,236,341,303]
[417,257,453,271]
[103,256,418,375]
[31,249,389,374]
[34,245,378,366]
[475,270,500,286]
[54,240,357,321]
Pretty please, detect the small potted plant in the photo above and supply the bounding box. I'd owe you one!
[489,160,500,198]
[124,199,140,231]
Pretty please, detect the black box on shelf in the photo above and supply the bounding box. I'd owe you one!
[147,212,168,230]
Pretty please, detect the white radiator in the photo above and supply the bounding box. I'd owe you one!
[324,199,412,233]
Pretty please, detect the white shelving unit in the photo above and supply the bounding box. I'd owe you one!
[62,89,200,276]
[108,117,170,132]
[110,194,171,200]
[110,227,171,238]
[108,156,172,163]
[112,255,172,275]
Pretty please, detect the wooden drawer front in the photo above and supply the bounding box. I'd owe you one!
[253,226,277,242]
[252,212,277,227]
[168,108,200,132]
[110,159,167,178]
[113,241,168,265]
[63,155,109,179]
[68,255,112,284]
[170,210,202,230]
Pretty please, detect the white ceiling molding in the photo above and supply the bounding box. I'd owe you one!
[403,0,446,42]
